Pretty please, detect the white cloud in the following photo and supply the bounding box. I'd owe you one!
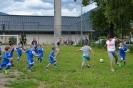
[0,0,97,16]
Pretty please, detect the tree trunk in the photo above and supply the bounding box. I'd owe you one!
[109,24,114,37]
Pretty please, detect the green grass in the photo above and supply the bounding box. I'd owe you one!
[1,45,133,88]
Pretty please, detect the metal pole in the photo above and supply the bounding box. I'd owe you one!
[81,0,83,45]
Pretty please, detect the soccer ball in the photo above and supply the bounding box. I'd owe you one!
[100,59,103,63]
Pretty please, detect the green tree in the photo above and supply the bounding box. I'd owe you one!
[74,0,133,37]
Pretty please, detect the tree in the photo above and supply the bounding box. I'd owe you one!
[74,0,133,37]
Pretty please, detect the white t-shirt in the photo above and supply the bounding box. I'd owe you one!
[106,39,116,51]
[80,46,92,57]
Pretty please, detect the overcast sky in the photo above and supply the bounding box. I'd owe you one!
[0,0,97,16]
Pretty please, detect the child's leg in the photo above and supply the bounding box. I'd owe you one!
[53,59,57,67]
[81,56,86,69]
[28,63,34,71]
[46,63,51,70]
[5,63,11,70]
[123,60,126,66]
[17,57,20,62]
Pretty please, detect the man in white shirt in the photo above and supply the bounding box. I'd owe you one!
[103,35,120,72]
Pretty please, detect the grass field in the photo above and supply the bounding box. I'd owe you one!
[1,45,133,88]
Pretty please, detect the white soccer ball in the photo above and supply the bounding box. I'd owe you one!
[100,59,104,63]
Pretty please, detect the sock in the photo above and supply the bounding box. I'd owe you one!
[40,59,42,63]
[54,64,56,67]
[5,65,10,70]
[28,64,33,70]
[82,66,84,69]
[124,62,126,66]
[46,66,48,69]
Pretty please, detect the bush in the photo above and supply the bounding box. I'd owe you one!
[9,37,17,44]
[128,46,133,53]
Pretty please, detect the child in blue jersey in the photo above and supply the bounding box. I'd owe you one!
[25,45,39,72]
[77,42,95,69]
[46,47,57,70]
[10,43,14,66]
[0,46,13,74]
[0,42,2,60]
[37,44,44,63]
[33,43,38,53]
[16,43,24,63]
[118,42,129,67]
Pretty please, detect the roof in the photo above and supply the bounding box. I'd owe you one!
[0,15,93,32]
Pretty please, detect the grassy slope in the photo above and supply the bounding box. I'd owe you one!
[2,45,133,88]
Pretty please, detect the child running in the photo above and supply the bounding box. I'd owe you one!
[118,42,129,67]
[37,44,44,63]
[10,43,14,66]
[16,43,24,63]
[77,42,95,69]
[0,46,13,74]
[46,47,57,70]
[0,42,2,60]
[55,37,62,58]
[25,45,39,72]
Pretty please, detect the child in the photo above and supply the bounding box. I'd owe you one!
[0,46,13,74]
[77,42,95,69]
[0,42,2,60]
[37,44,44,63]
[10,43,14,66]
[55,37,62,58]
[118,42,129,67]
[16,43,24,63]
[25,45,39,72]
[33,43,38,53]
[46,47,57,70]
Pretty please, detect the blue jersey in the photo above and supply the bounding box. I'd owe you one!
[1,51,11,65]
[49,50,55,61]
[38,47,44,58]
[34,45,38,53]
[10,47,14,57]
[0,46,2,55]
[118,46,128,56]
[16,46,22,57]
[25,49,36,60]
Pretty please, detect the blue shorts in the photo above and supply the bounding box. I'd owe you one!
[82,56,90,62]
[0,55,2,58]
[120,55,126,60]
[49,59,56,64]
[28,59,34,65]
[38,57,43,59]
[17,54,22,57]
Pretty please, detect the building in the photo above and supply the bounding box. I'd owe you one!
[0,15,93,44]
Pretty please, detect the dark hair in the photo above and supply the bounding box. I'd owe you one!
[10,42,14,45]
[5,46,10,51]
[84,42,88,45]
[52,47,55,50]
[0,41,2,44]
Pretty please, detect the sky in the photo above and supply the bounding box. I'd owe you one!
[0,0,97,16]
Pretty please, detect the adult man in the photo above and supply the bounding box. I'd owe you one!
[103,35,120,72]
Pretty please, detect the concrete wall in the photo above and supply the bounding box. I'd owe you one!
[0,34,88,45]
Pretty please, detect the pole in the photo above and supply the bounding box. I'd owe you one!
[81,0,83,45]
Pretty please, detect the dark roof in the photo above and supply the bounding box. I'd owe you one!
[0,15,93,32]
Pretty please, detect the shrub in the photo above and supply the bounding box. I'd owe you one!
[127,46,133,53]
[9,37,17,44]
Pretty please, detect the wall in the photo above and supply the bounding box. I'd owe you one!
[0,33,88,45]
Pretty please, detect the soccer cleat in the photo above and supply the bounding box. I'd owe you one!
[46,67,48,70]
[111,69,115,72]
[119,63,121,67]
[87,64,90,68]
[53,66,57,69]
[4,70,8,74]
[28,70,31,72]
[116,62,119,65]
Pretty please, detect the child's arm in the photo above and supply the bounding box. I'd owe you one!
[90,49,95,56]
[124,49,129,52]
[102,44,107,50]
[76,49,81,52]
